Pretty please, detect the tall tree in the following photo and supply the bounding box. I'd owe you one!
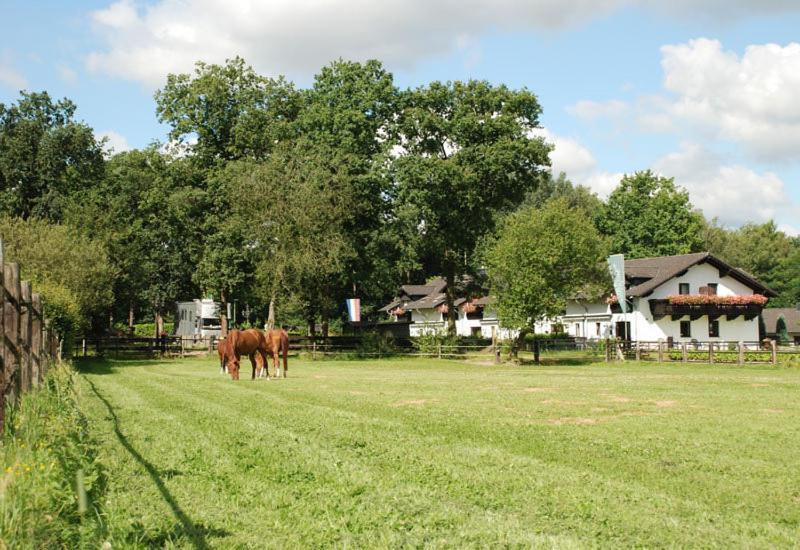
[599,170,704,258]
[0,91,104,221]
[155,57,300,166]
[298,59,402,324]
[394,79,551,333]
[484,199,607,362]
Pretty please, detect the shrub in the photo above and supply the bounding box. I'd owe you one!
[1,364,107,546]
[411,329,460,356]
[354,332,397,358]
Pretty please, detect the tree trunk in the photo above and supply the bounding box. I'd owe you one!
[266,297,276,331]
[321,318,329,338]
[308,317,316,337]
[128,301,135,334]
[220,289,228,337]
[511,327,533,363]
[154,310,163,338]
[444,268,457,336]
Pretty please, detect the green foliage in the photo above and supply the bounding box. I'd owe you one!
[1,364,107,546]
[0,91,105,221]
[599,170,704,258]
[131,322,175,337]
[155,57,300,166]
[410,328,460,355]
[0,216,115,336]
[353,331,397,358]
[485,199,607,332]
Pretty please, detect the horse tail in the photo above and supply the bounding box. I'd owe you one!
[282,330,289,373]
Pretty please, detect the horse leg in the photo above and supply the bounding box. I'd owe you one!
[249,353,258,380]
[260,350,270,379]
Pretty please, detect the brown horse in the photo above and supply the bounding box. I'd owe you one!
[263,329,289,378]
[225,329,270,380]
[217,336,229,374]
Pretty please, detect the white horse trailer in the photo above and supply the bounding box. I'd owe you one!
[175,299,222,339]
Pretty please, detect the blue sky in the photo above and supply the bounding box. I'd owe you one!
[2,0,799,234]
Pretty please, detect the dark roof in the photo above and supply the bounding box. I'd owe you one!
[762,308,800,334]
[405,292,447,310]
[622,252,777,298]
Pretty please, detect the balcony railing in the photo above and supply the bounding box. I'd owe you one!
[648,299,763,321]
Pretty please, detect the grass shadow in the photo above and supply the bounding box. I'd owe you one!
[83,376,223,549]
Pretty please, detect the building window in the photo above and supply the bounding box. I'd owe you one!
[708,319,720,338]
[707,283,718,295]
[575,323,581,336]
[680,321,691,337]
[679,283,690,295]
[595,322,601,336]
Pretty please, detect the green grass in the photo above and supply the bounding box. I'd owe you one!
[76,357,800,548]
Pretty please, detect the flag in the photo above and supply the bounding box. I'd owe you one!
[607,254,627,313]
[346,298,361,323]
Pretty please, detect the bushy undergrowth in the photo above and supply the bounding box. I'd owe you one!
[131,322,175,337]
[410,330,460,355]
[1,364,107,547]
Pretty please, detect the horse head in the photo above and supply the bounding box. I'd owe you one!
[227,357,241,380]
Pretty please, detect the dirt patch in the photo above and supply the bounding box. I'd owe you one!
[653,400,677,408]
[312,375,327,379]
[391,399,431,407]
[348,391,368,396]
[542,398,586,405]
[522,387,556,393]
[762,408,784,414]
[750,383,769,387]
[548,417,599,426]
[606,395,632,403]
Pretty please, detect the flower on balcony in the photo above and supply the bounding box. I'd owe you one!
[460,301,477,314]
[666,294,768,306]
[605,295,619,305]
[390,307,406,316]
[436,303,449,314]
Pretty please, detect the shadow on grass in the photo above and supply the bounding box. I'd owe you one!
[75,357,191,375]
[83,377,227,549]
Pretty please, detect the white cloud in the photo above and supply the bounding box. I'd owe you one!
[58,65,78,84]
[653,142,796,226]
[85,1,800,88]
[567,99,628,121]
[660,38,800,161]
[99,130,131,156]
[0,53,27,91]
[778,224,799,237]
[531,128,623,196]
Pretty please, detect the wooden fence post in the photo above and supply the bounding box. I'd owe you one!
[635,342,641,361]
[657,340,664,363]
[0,240,5,434]
[437,343,442,359]
[31,293,42,385]
[709,342,714,364]
[682,342,688,363]
[771,340,777,365]
[605,339,611,362]
[6,263,21,405]
[492,326,500,364]
[738,341,744,365]
[20,281,31,393]
[312,340,316,361]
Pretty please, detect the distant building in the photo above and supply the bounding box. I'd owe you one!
[380,252,776,343]
[761,307,800,345]
[175,299,222,338]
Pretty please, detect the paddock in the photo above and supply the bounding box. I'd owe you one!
[78,357,800,547]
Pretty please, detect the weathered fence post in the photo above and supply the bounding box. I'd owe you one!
[6,263,21,405]
[682,342,688,363]
[82,338,87,358]
[605,338,611,362]
[657,339,664,363]
[635,342,641,361]
[709,342,714,364]
[437,343,442,359]
[20,281,31,393]
[492,327,500,364]
[312,340,316,361]
[0,241,5,433]
[31,293,42,385]
[771,340,777,365]
[738,341,744,365]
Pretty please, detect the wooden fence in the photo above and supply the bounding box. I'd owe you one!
[604,339,797,365]
[0,240,62,434]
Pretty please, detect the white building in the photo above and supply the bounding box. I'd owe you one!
[380,253,775,344]
[561,252,775,344]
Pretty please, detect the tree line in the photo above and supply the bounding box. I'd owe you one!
[0,57,797,341]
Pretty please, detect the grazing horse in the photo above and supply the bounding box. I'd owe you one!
[225,329,270,381]
[217,337,229,374]
[263,329,289,378]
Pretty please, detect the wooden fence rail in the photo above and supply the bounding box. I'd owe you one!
[0,240,62,434]
[604,339,796,366]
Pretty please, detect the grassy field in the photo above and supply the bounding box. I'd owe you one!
[77,356,800,548]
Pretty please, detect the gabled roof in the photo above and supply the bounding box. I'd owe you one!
[761,308,800,334]
[623,252,777,298]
